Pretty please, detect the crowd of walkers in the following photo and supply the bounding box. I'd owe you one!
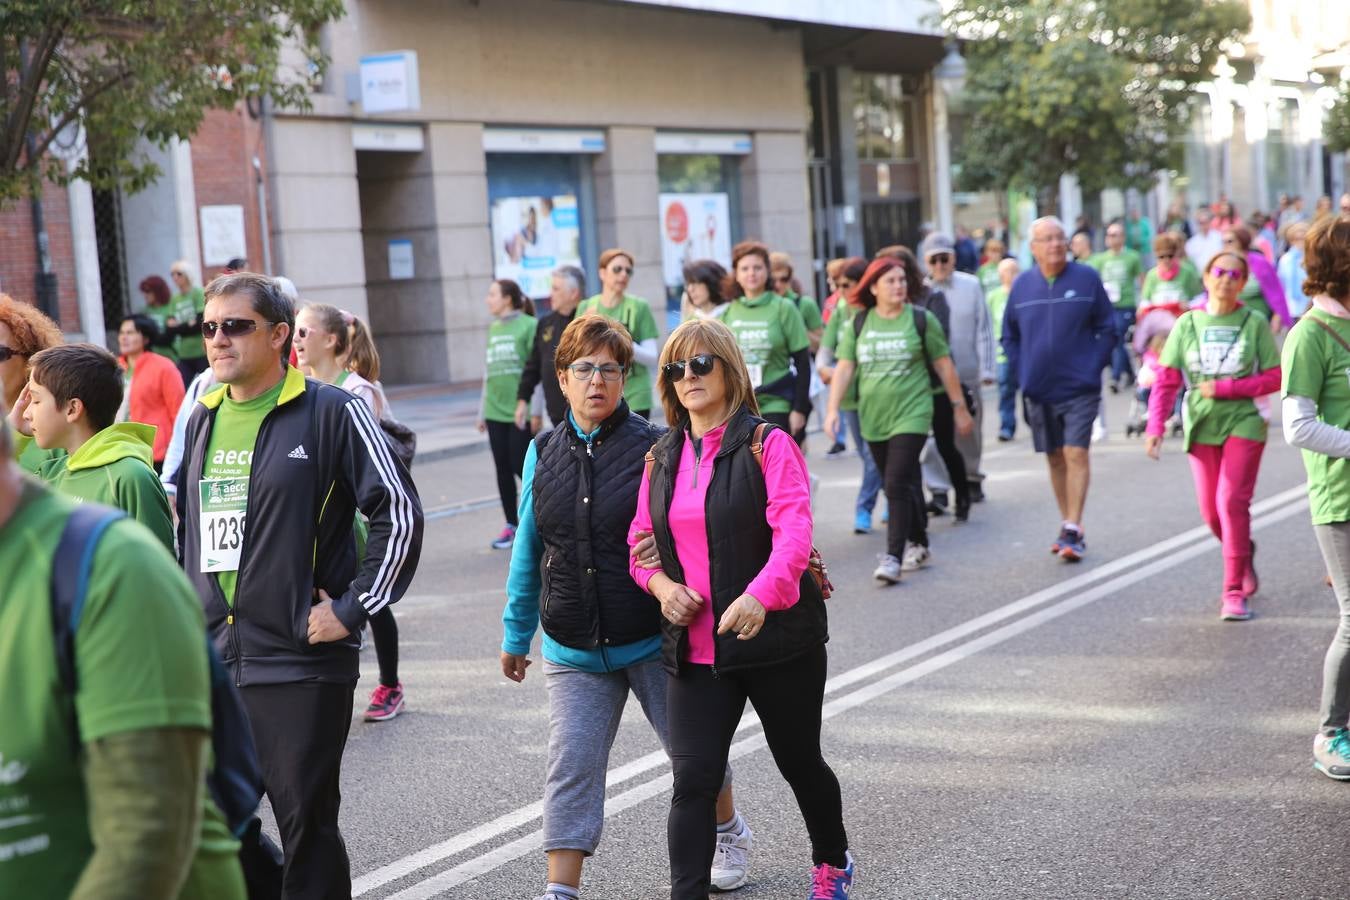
[6,210,1350,900]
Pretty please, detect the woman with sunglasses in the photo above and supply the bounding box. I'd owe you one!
[577,249,660,418]
[479,279,538,550]
[629,318,852,900]
[824,257,972,585]
[770,251,824,353]
[1139,232,1204,320]
[1224,227,1293,333]
[294,303,410,722]
[1144,251,1280,621]
[720,241,813,444]
[817,257,882,524]
[0,293,64,474]
[680,259,728,322]
[502,315,750,900]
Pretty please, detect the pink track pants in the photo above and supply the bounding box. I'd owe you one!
[1187,436,1265,595]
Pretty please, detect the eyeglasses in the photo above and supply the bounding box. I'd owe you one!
[772,274,792,282]
[0,346,17,363]
[836,280,854,290]
[609,265,633,276]
[1210,266,1244,280]
[662,354,717,382]
[566,362,627,382]
[1156,253,1174,260]
[927,253,952,264]
[202,319,273,339]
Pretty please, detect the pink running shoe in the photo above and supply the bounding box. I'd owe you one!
[810,851,855,899]
[1220,593,1252,622]
[364,682,405,721]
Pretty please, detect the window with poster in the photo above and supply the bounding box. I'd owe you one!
[485,141,600,310]
[656,133,749,329]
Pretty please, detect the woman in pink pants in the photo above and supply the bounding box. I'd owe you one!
[1145,250,1282,620]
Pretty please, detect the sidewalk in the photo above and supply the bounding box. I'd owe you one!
[384,382,487,463]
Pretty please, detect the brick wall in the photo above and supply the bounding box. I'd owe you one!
[191,106,269,281]
[0,180,81,329]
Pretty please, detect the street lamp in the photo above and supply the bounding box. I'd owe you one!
[935,42,967,100]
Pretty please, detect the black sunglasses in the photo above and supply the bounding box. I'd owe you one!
[202,318,274,339]
[662,354,717,382]
[609,265,633,275]
[0,345,17,364]
[928,253,952,264]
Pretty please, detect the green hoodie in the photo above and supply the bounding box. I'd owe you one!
[26,423,175,554]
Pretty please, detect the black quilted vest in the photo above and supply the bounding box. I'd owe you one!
[646,406,827,675]
[533,402,664,649]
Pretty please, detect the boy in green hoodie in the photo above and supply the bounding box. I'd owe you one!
[10,342,175,553]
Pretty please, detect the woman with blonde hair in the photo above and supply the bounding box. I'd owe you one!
[629,317,852,899]
[294,302,407,721]
[166,259,209,382]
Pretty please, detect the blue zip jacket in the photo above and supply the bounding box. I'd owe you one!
[502,413,662,673]
[1001,261,1118,404]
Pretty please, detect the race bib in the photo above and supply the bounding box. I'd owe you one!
[1105,282,1122,303]
[200,478,248,573]
[747,363,764,389]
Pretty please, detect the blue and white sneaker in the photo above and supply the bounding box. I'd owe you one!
[809,851,855,899]
[853,511,871,534]
[1056,527,1086,562]
[491,523,517,550]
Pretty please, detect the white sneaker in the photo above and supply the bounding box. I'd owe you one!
[709,822,753,891]
[873,554,902,584]
[901,544,931,572]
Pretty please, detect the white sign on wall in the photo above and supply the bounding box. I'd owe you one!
[360,51,421,114]
[199,205,246,267]
[658,193,732,290]
[388,239,414,280]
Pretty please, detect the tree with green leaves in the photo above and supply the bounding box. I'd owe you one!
[942,0,1250,211]
[1323,78,1350,156]
[0,0,345,205]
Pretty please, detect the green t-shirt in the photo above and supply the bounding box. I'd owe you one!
[1282,310,1350,525]
[836,305,950,442]
[987,286,1009,364]
[1141,266,1204,308]
[577,295,659,411]
[977,262,1002,297]
[0,482,242,900]
[202,378,285,604]
[16,436,64,477]
[482,313,539,423]
[1160,307,1279,451]
[783,291,824,333]
[821,302,859,411]
[721,292,811,415]
[169,287,207,361]
[144,306,179,362]
[1087,250,1143,308]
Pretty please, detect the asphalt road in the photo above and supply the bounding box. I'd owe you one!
[296,388,1349,900]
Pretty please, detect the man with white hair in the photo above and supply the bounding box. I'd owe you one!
[1003,217,1117,561]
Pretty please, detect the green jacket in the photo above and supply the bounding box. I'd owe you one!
[25,423,175,554]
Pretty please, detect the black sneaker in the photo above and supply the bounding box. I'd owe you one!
[968,482,985,503]
[825,442,847,458]
[926,490,949,516]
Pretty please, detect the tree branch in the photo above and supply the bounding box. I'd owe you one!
[2,25,67,172]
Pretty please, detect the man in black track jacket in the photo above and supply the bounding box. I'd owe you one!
[177,273,423,898]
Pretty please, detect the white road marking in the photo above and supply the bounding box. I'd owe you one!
[355,485,1308,897]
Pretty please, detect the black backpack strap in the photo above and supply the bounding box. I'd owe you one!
[912,305,940,386]
[51,505,126,695]
[852,306,866,340]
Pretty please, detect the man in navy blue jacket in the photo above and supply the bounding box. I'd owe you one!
[1002,216,1117,561]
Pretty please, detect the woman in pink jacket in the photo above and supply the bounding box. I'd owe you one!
[628,318,853,900]
[1145,251,1281,621]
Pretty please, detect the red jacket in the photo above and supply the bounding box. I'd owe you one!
[121,351,185,462]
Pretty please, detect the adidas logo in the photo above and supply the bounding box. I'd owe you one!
[288,444,309,460]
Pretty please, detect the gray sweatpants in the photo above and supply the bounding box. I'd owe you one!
[1316,522,1350,735]
[542,659,731,855]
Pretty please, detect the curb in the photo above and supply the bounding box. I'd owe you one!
[414,439,488,464]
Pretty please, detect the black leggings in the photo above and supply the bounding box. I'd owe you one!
[667,645,846,898]
[369,607,399,687]
[762,411,807,447]
[869,432,928,559]
[486,419,531,525]
[931,393,970,505]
